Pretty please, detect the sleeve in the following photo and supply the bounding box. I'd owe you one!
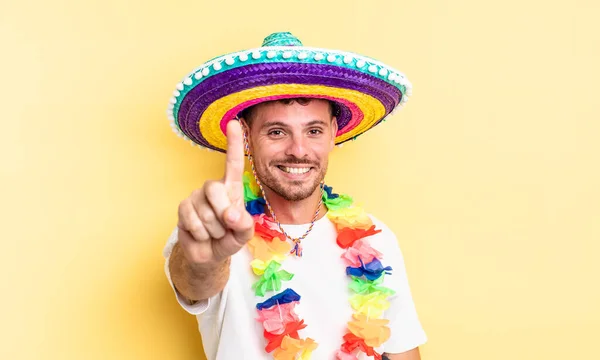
[163,227,210,315]
[370,216,428,354]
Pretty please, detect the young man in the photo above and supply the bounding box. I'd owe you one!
[164,32,426,360]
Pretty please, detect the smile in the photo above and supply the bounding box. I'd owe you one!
[277,166,312,174]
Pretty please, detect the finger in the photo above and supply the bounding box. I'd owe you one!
[211,206,255,260]
[176,227,216,264]
[192,192,227,239]
[204,181,232,222]
[178,200,210,242]
[223,205,255,245]
[224,120,245,190]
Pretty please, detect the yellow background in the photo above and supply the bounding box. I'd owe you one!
[2,0,599,359]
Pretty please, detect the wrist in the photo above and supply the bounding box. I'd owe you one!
[188,256,231,273]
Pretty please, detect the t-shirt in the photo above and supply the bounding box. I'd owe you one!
[163,214,427,360]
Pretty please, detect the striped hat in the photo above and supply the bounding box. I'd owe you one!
[167,32,412,152]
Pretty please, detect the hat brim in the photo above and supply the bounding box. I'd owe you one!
[167,46,411,152]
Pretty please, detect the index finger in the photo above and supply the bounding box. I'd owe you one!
[224,120,245,186]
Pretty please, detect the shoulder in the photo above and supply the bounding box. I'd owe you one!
[368,214,394,234]
[367,214,399,245]
[366,213,406,261]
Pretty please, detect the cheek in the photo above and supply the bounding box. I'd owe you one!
[252,138,285,160]
[252,148,277,168]
[315,144,333,160]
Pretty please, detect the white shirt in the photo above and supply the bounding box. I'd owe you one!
[163,215,427,360]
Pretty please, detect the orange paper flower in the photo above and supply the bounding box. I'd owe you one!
[347,314,390,348]
[339,332,382,360]
[264,320,307,353]
[273,336,318,360]
[248,236,292,261]
[336,225,382,249]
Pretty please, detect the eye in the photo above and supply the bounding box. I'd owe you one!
[268,129,284,137]
[308,129,323,135]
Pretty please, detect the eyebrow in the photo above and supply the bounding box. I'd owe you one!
[304,120,328,127]
[262,120,328,129]
[262,121,289,129]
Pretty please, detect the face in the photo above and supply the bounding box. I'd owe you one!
[242,99,338,202]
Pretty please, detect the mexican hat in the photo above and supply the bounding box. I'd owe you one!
[167,32,411,152]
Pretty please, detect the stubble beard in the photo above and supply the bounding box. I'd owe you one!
[255,159,328,202]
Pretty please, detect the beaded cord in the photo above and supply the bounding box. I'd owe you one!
[241,123,324,256]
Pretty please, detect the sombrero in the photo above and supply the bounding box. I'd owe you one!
[166,32,412,152]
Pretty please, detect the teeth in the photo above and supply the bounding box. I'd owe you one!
[282,167,310,174]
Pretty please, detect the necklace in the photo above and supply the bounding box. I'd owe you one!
[243,131,324,257]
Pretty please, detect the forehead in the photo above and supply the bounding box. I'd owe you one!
[247,99,332,127]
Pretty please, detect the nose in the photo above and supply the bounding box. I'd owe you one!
[284,134,309,159]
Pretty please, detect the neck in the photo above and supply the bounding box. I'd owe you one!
[262,186,326,225]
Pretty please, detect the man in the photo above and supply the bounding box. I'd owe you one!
[164,32,426,360]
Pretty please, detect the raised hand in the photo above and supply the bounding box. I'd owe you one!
[177,120,254,264]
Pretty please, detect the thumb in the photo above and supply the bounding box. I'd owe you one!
[223,205,255,244]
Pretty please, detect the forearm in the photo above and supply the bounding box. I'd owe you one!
[168,242,231,302]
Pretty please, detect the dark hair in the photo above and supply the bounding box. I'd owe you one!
[239,97,339,126]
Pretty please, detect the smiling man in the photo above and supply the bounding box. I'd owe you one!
[164,32,427,360]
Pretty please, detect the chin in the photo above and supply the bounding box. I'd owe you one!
[263,166,324,202]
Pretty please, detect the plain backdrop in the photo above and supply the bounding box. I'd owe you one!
[1,0,599,359]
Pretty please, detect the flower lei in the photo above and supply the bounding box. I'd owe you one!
[244,172,396,360]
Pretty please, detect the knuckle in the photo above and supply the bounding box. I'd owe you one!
[187,222,202,235]
[176,228,190,243]
[178,200,191,219]
[190,188,203,200]
[203,179,216,190]
[198,210,216,224]
[178,198,188,211]
[204,181,224,199]
[214,227,226,238]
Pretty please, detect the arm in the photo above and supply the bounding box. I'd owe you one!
[167,120,254,304]
[383,347,421,360]
[367,216,427,356]
[168,240,231,302]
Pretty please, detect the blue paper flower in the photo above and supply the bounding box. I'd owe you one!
[256,288,301,310]
[323,185,339,199]
[246,198,266,215]
[346,258,393,281]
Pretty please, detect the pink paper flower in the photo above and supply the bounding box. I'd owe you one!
[335,349,359,360]
[254,213,280,231]
[341,239,384,267]
[256,301,300,334]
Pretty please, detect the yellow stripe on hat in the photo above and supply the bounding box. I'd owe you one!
[198,84,386,150]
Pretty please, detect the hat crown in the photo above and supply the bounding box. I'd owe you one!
[261,32,303,47]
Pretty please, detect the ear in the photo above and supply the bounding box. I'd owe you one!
[239,118,250,134]
[330,116,338,150]
[238,117,252,155]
